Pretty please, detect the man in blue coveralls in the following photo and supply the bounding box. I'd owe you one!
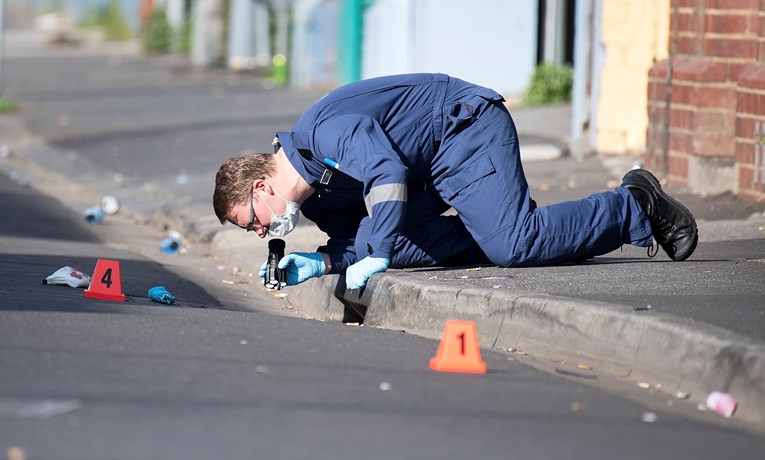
[213,73,698,290]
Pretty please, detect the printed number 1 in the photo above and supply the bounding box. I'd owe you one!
[101,268,113,288]
[458,332,465,355]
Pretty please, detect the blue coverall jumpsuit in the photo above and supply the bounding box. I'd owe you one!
[275,73,654,274]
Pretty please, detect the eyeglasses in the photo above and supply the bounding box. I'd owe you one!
[246,189,260,232]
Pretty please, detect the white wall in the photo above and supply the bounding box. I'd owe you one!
[291,0,340,88]
[362,0,537,97]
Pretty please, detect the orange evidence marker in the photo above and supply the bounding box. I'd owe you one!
[84,259,126,302]
[429,320,487,374]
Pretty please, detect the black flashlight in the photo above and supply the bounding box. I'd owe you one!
[264,239,286,290]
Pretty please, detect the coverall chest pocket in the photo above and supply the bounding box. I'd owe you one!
[444,101,476,138]
[443,87,508,140]
[471,86,515,145]
[438,149,496,200]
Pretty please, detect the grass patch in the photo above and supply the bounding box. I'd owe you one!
[78,0,132,41]
[142,8,172,54]
[0,98,19,114]
[522,63,574,106]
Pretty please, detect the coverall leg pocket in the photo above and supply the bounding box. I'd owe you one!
[435,143,533,267]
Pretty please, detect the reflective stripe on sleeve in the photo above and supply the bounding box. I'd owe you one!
[364,183,407,216]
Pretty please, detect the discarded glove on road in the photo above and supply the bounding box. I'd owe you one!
[148,285,175,305]
[43,266,92,288]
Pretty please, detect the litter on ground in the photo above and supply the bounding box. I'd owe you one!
[43,266,91,288]
[147,286,175,305]
[706,391,737,418]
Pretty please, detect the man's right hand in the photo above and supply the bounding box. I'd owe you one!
[259,252,327,286]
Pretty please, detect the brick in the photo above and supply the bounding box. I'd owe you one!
[645,125,656,143]
[674,0,695,9]
[671,84,697,104]
[736,91,757,113]
[753,93,765,113]
[739,166,754,191]
[648,72,669,85]
[649,60,669,78]
[734,116,765,138]
[705,37,758,59]
[692,133,735,157]
[668,154,690,177]
[648,81,668,102]
[647,98,667,110]
[692,9,707,33]
[673,57,729,82]
[735,117,748,138]
[648,105,667,124]
[670,131,694,152]
[676,11,696,33]
[671,107,696,129]
[706,13,750,34]
[730,62,750,80]
[707,0,759,9]
[648,76,667,89]
[697,86,737,107]
[675,35,698,55]
[735,141,754,163]
[738,64,765,89]
[695,110,733,131]
[647,102,665,121]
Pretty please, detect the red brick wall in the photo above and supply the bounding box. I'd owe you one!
[646,0,765,201]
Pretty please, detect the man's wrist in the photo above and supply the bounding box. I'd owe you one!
[319,252,331,275]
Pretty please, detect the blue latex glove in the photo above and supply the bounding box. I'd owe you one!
[259,252,326,286]
[345,257,390,290]
[148,285,175,305]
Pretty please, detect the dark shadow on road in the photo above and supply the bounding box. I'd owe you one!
[0,175,98,242]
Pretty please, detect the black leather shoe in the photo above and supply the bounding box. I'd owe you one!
[621,169,698,261]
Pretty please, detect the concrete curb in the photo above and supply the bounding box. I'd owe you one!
[286,271,765,427]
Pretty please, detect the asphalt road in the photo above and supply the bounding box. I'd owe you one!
[5,295,765,460]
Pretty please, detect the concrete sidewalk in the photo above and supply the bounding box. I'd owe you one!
[2,29,765,431]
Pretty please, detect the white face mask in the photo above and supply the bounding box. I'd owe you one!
[257,186,300,237]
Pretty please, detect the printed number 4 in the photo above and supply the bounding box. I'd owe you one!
[101,268,113,288]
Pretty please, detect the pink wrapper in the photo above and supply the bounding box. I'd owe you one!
[706,391,737,418]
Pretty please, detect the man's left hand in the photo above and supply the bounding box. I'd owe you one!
[345,257,390,289]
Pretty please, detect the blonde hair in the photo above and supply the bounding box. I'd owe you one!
[213,151,275,224]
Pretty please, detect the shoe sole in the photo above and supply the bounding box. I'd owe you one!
[628,170,699,261]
